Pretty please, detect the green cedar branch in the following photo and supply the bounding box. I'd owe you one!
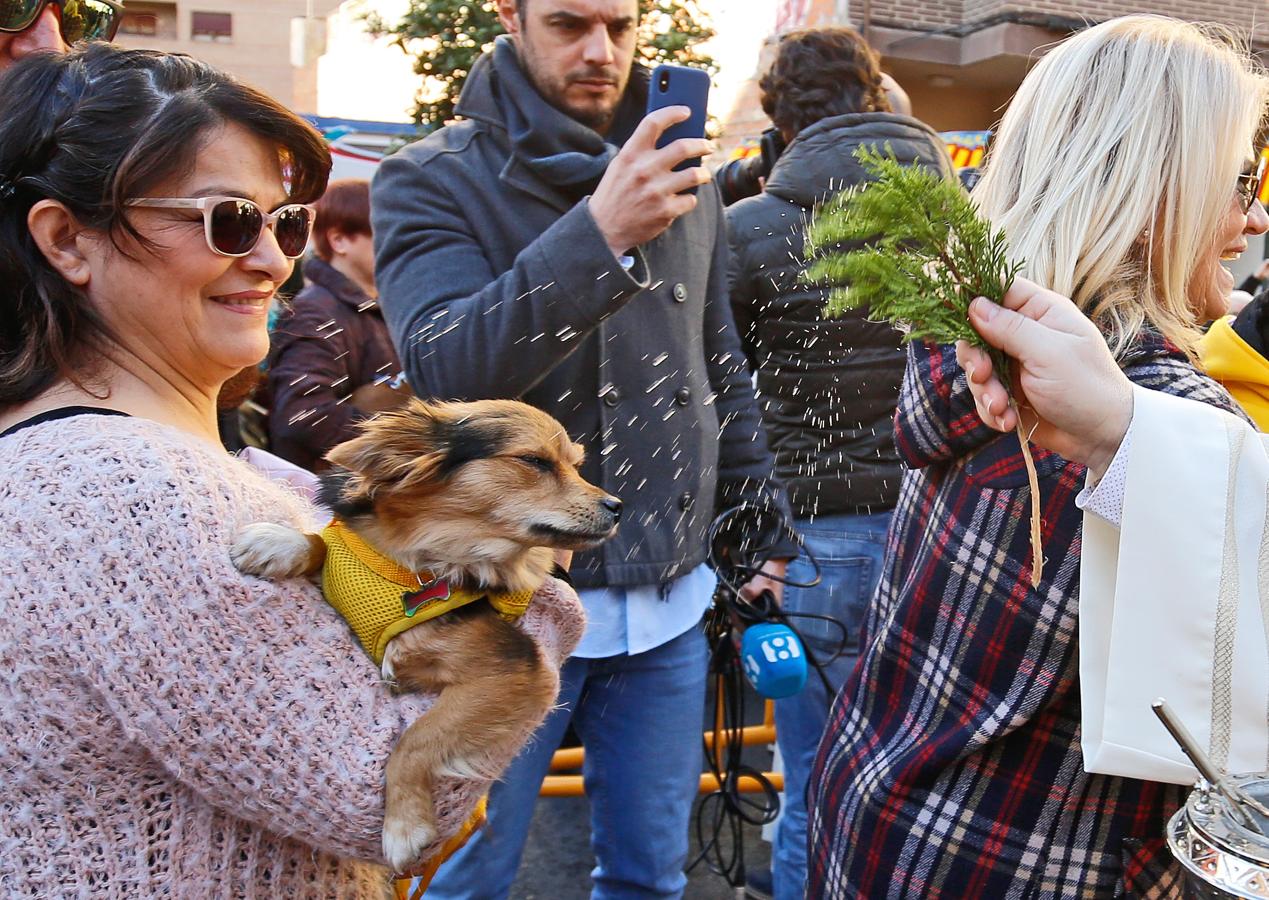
[802,146,1044,587]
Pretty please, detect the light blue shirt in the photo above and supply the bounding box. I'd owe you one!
[573,563,715,658]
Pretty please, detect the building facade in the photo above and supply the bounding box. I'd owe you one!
[864,0,1266,131]
[732,0,1267,133]
[112,0,345,111]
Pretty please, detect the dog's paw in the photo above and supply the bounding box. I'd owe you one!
[380,641,401,682]
[230,523,315,579]
[383,815,438,874]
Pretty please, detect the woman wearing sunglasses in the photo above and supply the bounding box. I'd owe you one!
[0,43,583,896]
[0,0,121,71]
[807,16,1267,899]
[1198,156,1269,429]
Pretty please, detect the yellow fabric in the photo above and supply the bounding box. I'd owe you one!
[319,520,534,665]
[1199,316,1269,431]
[393,796,488,899]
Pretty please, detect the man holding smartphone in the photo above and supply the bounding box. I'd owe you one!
[372,0,791,896]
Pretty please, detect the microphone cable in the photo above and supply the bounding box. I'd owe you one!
[686,502,849,889]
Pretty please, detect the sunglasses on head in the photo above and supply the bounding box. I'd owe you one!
[0,0,124,43]
[124,196,316,259]
[1237,156,1267,215]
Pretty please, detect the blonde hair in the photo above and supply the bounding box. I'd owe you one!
[972,15,1268,360]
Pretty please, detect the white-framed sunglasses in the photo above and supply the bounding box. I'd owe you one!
[124,196,316,259]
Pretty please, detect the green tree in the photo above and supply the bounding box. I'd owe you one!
[366,0,716,133]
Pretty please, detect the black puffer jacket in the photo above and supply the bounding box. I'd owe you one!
[726,113,954,517]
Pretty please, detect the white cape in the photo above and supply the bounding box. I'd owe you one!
[1080,386,1269,784]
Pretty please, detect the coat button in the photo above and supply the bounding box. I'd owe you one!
[679,491,693,511]
[602,387,622,407]
[672,283,687,303]
[674,387,691,406]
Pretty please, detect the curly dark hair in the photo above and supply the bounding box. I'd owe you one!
[759,27,891,138]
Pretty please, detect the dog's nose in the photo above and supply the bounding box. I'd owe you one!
[601,496,623,522]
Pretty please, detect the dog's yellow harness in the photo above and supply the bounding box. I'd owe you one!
[320,519,535,666]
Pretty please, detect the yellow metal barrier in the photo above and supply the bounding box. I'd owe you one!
[543,697,780,796]
[395,697,782,895]
[540,771,783,796]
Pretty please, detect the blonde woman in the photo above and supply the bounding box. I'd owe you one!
[807,16,1268,898]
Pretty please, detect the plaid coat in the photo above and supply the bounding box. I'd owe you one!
[807,333,1250,899]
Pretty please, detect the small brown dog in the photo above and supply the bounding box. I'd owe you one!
[230,398,620,871]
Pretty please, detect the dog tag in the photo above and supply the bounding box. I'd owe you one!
[402,578,451,617]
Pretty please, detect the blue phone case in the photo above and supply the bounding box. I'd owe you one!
[646,64,710,192]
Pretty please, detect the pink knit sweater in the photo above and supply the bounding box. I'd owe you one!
[0,413,585,898]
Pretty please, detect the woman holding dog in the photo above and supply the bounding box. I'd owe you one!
[808,15,1268,898]
[0,45,583,896]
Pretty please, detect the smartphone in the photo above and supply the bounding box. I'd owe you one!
[646,64,711,192]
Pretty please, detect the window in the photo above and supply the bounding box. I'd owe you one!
[120,13,159,35]
[111,2,177,40]
[191,11,231,42]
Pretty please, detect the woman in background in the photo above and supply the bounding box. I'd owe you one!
[268,178,410,471]
[808,16,1267,898]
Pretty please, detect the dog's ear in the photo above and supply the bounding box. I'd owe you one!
[323,399,449,497]
[321,399,511,500]
[317,467,376,519]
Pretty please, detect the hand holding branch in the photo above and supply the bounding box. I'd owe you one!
[956,277,1134,481]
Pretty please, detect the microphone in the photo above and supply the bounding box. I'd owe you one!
[707,502,828,700]
[739,622,808,699]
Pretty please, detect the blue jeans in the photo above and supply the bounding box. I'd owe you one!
[425,623,709,900]
[772,511,891,900]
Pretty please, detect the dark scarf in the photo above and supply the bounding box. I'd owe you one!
[474,35,648,195]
